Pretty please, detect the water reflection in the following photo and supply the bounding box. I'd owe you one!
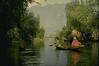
[39,38,68,66]
[20,38,99,66]
[71,51,80,65]
[67,41,99,66]
[91,42,99,66]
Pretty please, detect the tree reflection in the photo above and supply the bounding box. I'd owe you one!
[91,42,99,66]
[67,41,99,66]
[71,51,80,65]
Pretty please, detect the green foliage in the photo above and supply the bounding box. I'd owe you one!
[0,0,33,30]
[66,4,95,32]
[37,27,45,39]
[7,27,21,41]
[7,11,45,49]
[33,37,44,48]
[60,1,99,41]
[0,0,34,65]
[20,12,40,39]
[59,26,71,41]
[90,14,99,30]
[16,12,41,49]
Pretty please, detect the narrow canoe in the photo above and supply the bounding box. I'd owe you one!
[56,45,84,51]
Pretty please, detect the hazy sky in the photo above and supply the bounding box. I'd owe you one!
[28,0,72,7]
[28,0,72,36]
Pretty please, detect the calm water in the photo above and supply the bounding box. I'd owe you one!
[21,37,99,66]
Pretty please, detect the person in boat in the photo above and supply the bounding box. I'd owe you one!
[55,37,64,48]
[55,37,59,46]
[71,37,81,48]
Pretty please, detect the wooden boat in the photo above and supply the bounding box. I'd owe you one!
[56,44,84,51]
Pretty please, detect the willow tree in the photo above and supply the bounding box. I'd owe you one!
[0,0,34,66]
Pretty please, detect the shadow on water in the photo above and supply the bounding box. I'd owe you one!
[20,38,99,66]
